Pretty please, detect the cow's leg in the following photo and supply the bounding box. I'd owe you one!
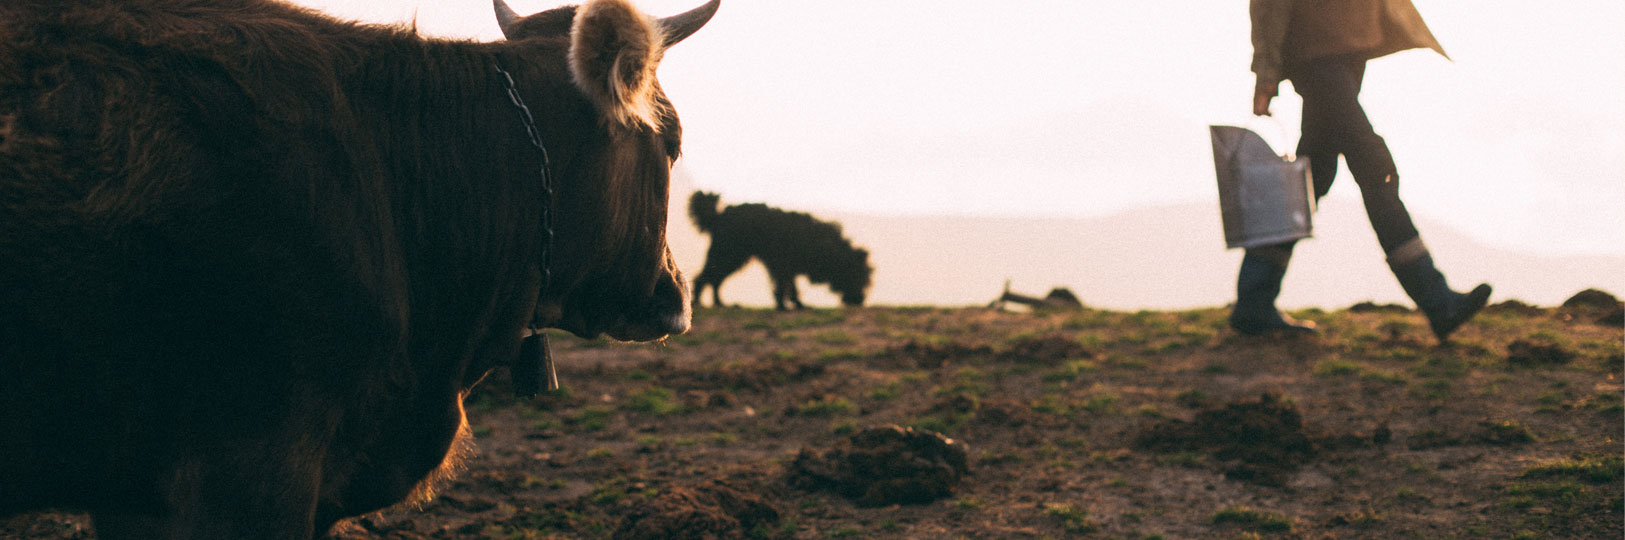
[694,244,749,308]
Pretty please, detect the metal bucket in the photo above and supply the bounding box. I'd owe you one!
[1209,125,1315,249]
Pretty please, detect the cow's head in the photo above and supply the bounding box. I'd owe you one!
[496,0,715,341]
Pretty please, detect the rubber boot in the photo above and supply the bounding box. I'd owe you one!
[1387,239,1492,342]
[1229,245,1317,336]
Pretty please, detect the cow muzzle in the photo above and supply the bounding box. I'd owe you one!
[604,262,690,341]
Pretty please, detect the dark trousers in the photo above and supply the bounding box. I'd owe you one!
[1285,55,1421,255]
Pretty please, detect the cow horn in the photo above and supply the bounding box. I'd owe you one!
[657,0,720,48]
[494,0,521,38]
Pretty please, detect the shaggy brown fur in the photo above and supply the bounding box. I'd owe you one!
[0,0,715,537]
[689,191,873,310]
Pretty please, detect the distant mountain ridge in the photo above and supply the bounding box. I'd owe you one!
[667,196,1624,311]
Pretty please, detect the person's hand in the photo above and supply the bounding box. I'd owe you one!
[1253,78,1278,116]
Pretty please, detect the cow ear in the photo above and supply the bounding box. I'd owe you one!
[569,0,663,129]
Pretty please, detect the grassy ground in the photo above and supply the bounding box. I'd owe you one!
[8,299,1622,539]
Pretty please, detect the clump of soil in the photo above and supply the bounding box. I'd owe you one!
[1348,301,1411,314]
[1484,300,1547,317]
[1134,394,1350,486]
[997,334,1094,365]
[881,340,994,369]
[1507,339,1575,366]
[789,425,970,507]
[1563,288,1621,310]
[1562,288,1624,326]
[613,480,780,540]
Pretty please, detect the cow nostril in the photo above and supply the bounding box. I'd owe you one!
[664,307,691,335]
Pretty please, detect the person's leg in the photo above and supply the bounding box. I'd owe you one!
[1294,56,1490,341]
[1222,59,1356,337]
[1387,238,1492,341]
[1230,242,1317,335]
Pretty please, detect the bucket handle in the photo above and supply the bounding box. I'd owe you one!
[1246,116,1297,160]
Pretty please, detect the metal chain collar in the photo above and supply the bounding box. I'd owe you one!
[493,61,554,291]
[494,60,558,395]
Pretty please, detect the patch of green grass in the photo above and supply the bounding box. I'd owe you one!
[815,348,866,362]
[1211,506,1293,532]
[789,396,858,417]
[565,406,613,431]
[1503,480,1585,501]
[954,496,987,509]
[1040,359,1098,383]
[1480,420,1538,444]
[1581,392,1624,414]
[1313,358,1363,377]
[1045,504,1100,534]
[1079,393,1118,413]
[1521,455,1623,484]
[1030,394,1069,416]
[585,447,614,459]
[813,330,856,345]
[707,432,738,445]
[1410,379,1452,400]
[868,381,902,401]
[624,386,683,416]
[1175,388,1211,408]
[1105,355,1151,370]
[934,368,992,397]
[1055,436,1088,449]
[1392,487,1427,502]
[1062,310,1118,330]
[1358,368,1408,385]
[825,526,864,538]
[1411,355,1470,379]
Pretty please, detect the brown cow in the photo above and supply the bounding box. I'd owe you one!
[0,0,715,537]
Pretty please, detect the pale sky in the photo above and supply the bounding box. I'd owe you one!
[295,0,1624,258]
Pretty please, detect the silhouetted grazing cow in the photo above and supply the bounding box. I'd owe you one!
[0,0,715,537]
[689,191,872,310]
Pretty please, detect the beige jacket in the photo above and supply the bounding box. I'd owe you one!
[1251,0,1448,83]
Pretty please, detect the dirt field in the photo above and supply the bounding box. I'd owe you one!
[7,294,1622,539]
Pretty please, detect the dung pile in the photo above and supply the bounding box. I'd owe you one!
[1134,394,1376,486]
[1507,339,1576,367]
[789,425,970,507]
[613,480,780,540]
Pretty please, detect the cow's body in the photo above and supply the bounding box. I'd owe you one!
[0,0,710,537]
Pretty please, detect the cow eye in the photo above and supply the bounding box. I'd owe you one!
[663,136,681,163]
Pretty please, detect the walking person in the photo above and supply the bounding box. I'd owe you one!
[1234,0,1491,341]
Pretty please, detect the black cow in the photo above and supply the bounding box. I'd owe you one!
[0,0,715,537]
